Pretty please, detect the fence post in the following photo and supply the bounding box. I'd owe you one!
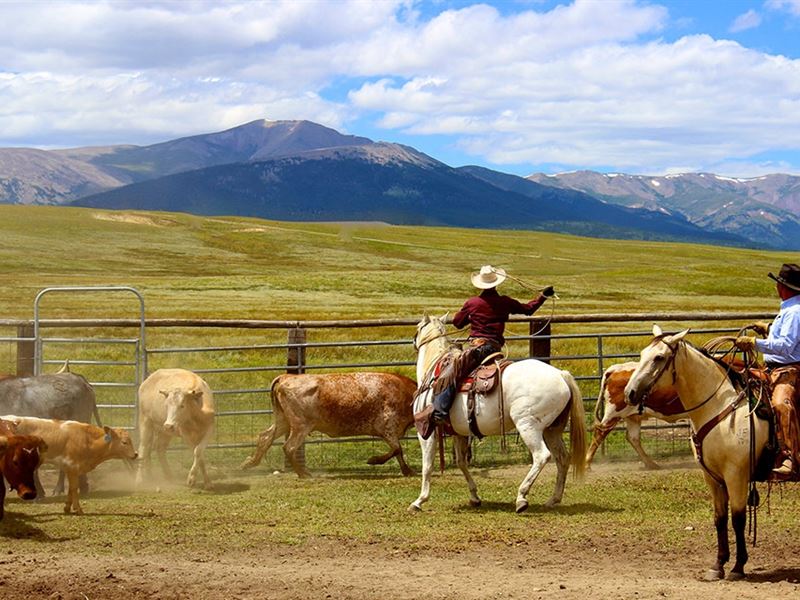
[529,319,551,363]
[284,327,307,470]
[16,323,35,376]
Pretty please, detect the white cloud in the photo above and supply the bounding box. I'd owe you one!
[0,0,799,175]
[766,0,800,17]
[729,9,762,33]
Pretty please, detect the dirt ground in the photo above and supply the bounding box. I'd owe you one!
[2,535,799,599]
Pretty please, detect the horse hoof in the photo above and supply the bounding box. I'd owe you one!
[726,571,746,581]
[469,498,482,508]
[515,500,529,514]
[407,504,421,514]
[704,568,724,581]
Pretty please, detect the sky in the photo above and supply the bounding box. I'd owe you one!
[1,0,799,178]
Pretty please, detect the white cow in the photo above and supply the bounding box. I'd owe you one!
[136,369,215,489]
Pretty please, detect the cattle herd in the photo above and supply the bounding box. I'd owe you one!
[0,359,673,518]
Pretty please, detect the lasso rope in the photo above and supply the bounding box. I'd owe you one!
[491,268,558,337]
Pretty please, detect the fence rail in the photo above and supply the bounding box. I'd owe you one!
[0,310,775,470]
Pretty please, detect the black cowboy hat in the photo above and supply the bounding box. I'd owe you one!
[768,263,800,292]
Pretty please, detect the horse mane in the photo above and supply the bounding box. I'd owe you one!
[654,333,746,390]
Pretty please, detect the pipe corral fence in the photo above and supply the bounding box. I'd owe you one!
[0,286,775,473]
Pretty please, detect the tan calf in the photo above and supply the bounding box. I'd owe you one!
[136,369,215,489]
[1,416,136,515]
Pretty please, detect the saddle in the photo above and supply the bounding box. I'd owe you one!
[459,357,512,439]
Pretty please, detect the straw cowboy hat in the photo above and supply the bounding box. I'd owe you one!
[769,263,800,292]
[471,265,507,289]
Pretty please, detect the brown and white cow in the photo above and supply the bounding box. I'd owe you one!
[2,416,136,515]
[586,362,685,469]
[136,369,215,490]
[241,372,417,477]
[0,419,47,520]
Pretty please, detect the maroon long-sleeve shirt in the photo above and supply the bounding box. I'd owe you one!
[452,288,547,345]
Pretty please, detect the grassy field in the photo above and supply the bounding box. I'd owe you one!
[0,203,785,322]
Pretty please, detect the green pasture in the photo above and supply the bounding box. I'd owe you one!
[0,204,791,465]
[0,203,784,321]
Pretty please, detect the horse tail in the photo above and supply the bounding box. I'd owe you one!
[561,370,587,480]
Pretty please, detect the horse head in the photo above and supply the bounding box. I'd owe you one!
[413,312,448,350]
[625,324,690,408]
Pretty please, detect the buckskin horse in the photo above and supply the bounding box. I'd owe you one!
[409,314,586,513]
[624,325,772,581]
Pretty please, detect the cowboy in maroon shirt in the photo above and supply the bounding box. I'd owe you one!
[417,265,554,438]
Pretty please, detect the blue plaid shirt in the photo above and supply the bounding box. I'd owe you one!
[756,295,800,365]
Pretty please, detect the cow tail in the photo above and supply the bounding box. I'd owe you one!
[270,375,286,415]
[592,370,611,430]
[561,370,587,480]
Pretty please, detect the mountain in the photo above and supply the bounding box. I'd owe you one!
[0,118,783,247]
[72,144,745,246]
[1,120,372,204]
[528,171,800,250]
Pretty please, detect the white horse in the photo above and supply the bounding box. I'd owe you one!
[409,314,586,513]
[624,325,771,581]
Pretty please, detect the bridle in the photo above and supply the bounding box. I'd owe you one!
[412,324,450,350]
[635,336,732,417]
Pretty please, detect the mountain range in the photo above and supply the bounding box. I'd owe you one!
[2,118,797,249]
[528,171,800,251]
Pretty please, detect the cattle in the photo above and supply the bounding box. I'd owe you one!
[0,368,101,495]
[0,418,47,520]
[136,369,216,490]
[1,416,136,515]
[586,362,684,469]
[240,372,417,478]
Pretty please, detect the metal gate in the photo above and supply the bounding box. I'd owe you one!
[33,286,146,430]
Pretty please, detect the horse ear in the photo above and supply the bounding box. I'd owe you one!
[652,324,663,337]
[440,312,449,323]
[665,329,690,345]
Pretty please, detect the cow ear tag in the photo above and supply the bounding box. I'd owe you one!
[104,432,112,443]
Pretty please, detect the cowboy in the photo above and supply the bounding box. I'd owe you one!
[415,265,554,439]
[736,263,800,476]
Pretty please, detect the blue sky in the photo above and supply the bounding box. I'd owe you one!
[1,0,799,177]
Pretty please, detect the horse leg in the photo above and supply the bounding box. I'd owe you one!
[705,480,730,581]
[727,484,750,580]
[543,425,569,507]
[453,434,481,507]
[240,416,289,469]
[408,432,436,512]
[515,420,551,513]
[586,417,619,469]
[625,416,661,470]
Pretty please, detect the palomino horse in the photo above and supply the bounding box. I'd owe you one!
[409,314,586,513]
[624,325,770,581]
